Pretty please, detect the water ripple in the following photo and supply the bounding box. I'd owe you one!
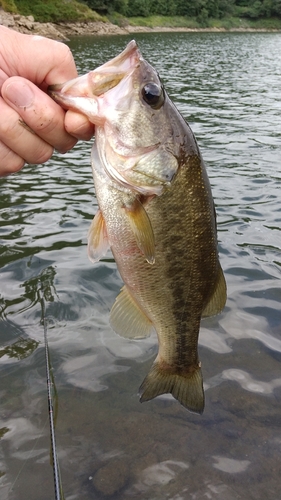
[1,32,281,500]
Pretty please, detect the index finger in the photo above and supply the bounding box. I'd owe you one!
[0,26,78,87]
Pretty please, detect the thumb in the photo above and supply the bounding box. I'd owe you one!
[2,77,35,109]
[2,76,77,153]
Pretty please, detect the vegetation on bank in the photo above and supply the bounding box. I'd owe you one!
[0,0,104,22]
[122,14,281,30]
[94,0,281,19]
[0,0,280,29]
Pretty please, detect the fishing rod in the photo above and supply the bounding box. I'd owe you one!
[39,280,64,500]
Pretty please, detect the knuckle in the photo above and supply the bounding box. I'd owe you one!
[0,104,27,143]
[32,108,77,151]
[0,147,25,176]
[0,100,18,136]
[56,44,75,71]
[20,137,54,166]
[33,106,61,134]
[61,44,74,63]
[0,115,18,138]
[33,145,54,165]
[8,158,25,174]
[57,137,77,154]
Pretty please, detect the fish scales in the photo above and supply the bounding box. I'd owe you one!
[49,40,227,414]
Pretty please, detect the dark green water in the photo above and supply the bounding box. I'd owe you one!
[0,32,281,499]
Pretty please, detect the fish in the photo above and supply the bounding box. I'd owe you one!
[49,40,227,414]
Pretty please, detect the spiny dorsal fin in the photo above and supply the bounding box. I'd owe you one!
[123,198,155,264]
[110,285,155,339]
[202,265,227,318]
[87,209,109,263]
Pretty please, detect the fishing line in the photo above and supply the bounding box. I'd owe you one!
[8,416,49,493]
[39,281,64,500]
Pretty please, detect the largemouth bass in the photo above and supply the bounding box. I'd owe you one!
[49,41,226,414]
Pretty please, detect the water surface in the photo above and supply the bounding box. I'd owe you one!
[0,32,281,499]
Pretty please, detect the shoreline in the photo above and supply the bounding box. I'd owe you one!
[0,9,280,41]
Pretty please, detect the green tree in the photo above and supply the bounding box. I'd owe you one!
[113,0,129,15]
[207,0,219,17]
[273,0,281,15]
[218,0,235,17]
[234,0,281,17]
[83,0,281,19]
[86,0,127,13]
[262,0,281,16]
[175,0,198,16]
[126,0,152,16]
[153,0,177,16]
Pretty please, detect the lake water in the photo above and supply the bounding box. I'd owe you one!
[0,31,281,500]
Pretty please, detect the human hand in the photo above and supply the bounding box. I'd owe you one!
[0,26,94,176]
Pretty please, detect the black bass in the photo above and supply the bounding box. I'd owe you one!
[49,41,226,414]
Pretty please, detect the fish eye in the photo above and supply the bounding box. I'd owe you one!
[141,83,164,109]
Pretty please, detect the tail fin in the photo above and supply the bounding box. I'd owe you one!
[139,361,204,414]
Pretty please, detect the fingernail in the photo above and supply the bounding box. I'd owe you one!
[4,81,34,109]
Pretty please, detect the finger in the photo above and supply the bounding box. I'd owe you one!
[0,68,8,89]
[2,77,77,153]
[0,97,54,165]
[1,27,78,85]
[0,141,25,176]
[64,110,95,141]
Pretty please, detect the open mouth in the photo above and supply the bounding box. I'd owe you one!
[48,40,142,121]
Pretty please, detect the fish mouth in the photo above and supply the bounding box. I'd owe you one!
[48,40,142,121]
[48,41,176,196]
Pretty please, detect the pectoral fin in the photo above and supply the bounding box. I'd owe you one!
[124,198,155,264]
[202,265,227,317]
[110,285,155,339]
[87,209,110,263]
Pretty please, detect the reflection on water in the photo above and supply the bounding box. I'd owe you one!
[0,32,281,499]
